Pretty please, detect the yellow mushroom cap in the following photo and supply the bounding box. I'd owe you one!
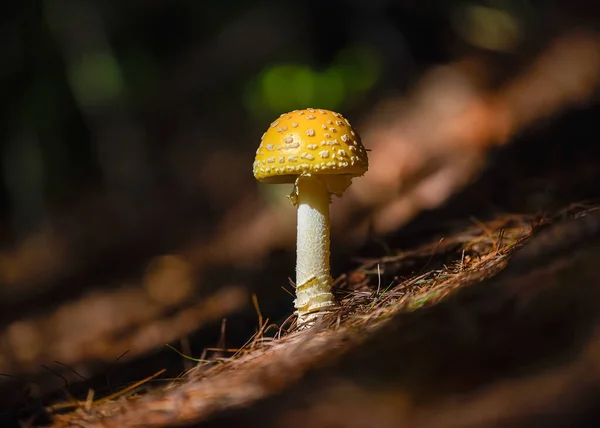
[253,108,369,189]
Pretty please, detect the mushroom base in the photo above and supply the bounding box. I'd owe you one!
[294,275,335,315]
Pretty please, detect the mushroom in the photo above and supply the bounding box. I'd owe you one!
[253,108,369,325]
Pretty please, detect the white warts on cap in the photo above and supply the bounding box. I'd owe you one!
[253,108,368,182]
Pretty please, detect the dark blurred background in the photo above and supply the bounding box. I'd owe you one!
[1,0,600,424]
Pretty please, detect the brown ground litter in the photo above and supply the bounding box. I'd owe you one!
[45,207,547,427]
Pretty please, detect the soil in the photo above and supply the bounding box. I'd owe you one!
[46,205,600,428]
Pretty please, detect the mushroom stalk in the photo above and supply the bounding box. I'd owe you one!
[294,175,335,322]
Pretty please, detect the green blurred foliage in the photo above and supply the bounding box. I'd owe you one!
[244,45,382,119]
[69,51,124,106]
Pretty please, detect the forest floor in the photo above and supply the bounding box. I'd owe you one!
[44,201,600,427]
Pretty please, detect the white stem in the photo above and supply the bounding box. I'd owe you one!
[294,175,335,323]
